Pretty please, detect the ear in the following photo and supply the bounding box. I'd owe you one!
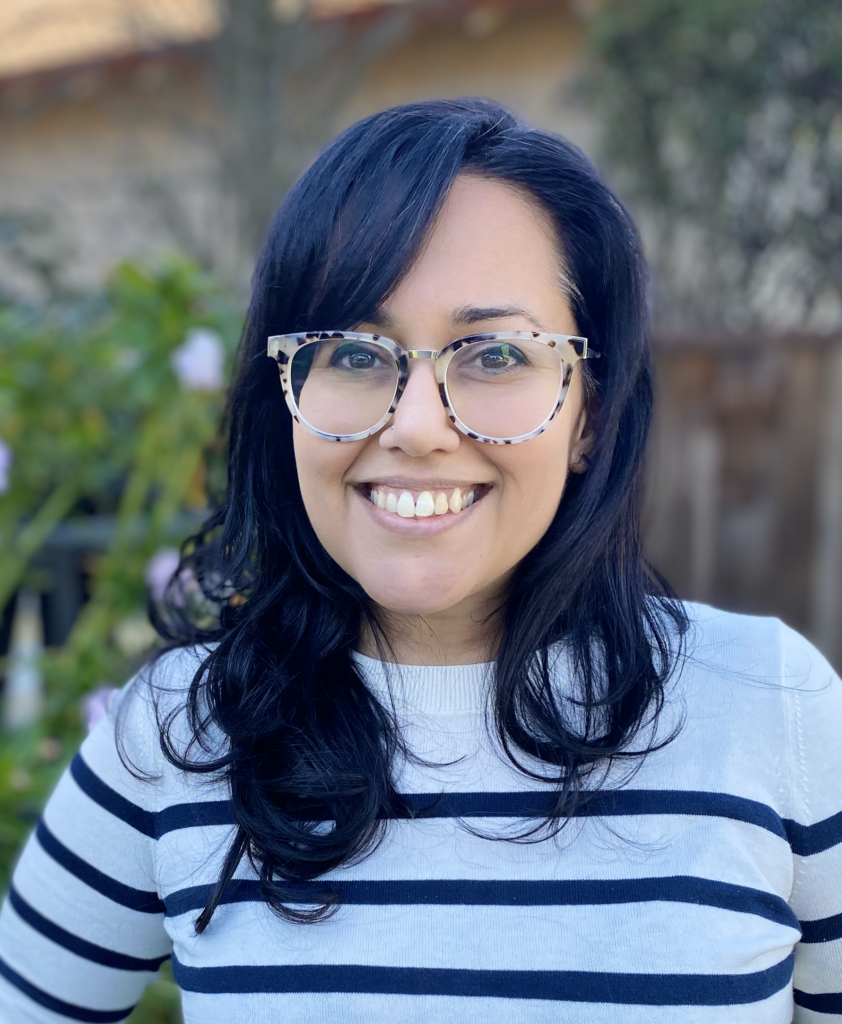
[568,410,593,475]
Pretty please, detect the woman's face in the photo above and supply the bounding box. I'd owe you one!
[293,175,587,627]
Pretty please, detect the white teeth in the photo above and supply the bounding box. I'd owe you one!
[368,485,482,517]
[415,491,435,517]
[396,491,416,518]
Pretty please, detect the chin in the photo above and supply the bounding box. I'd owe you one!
[362,579,472,618]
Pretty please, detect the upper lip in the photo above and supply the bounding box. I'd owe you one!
[354,477,489,489]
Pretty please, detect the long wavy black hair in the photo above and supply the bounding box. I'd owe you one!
[139,98,688,932]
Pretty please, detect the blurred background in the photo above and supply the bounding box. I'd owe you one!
[1,0,840,1019]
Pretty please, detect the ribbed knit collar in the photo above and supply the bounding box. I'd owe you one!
[350,651,494,715]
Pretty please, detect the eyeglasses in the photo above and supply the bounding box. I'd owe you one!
[266,331,600,445]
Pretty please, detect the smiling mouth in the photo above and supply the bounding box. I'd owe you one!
[360,483,490,518]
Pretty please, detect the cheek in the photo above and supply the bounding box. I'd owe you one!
[292,429,357,554]
[481,402,580,580]
[493,439,570,553]
[494,404,575,510]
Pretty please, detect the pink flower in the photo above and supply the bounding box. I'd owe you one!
[82,686,118,731]
[170,327,226,392]
[144,548,181,602]
[144,548,200,607]
[170,567,200,608]
[0,437,12,493]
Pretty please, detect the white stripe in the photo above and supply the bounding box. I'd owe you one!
[178,989,794,1024]
[169,899,797,974]
[795,1010,842,1024]
[10,834,166,954]
[153,809,791,895]
[791,844,842,921]
[0,898,156,1010]
[43,775,156,890]
[794,939,842,1000]
[0,972,109,1024]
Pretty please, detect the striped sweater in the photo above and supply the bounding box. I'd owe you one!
[0,602,841,1023]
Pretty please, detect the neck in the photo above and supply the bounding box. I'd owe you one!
[358,586,506,666]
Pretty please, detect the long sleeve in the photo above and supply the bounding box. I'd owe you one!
[0,679,172,1022]
[785,624,842,1022]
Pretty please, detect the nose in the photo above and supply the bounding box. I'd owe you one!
[380,356,460,456]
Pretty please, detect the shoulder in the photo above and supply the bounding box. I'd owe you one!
[657,600,841,743]
[81,643,221,798]
[676,602,841,793]
[680,600,784,669]
[120,642,214,708]
[637,604,841,826]
[109,643,214,738]
[678,600,837,693]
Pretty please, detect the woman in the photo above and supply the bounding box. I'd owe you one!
[0,98,839,1024]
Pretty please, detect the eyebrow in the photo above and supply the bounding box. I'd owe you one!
[369,303,549,332]
[451,304,548,331]
[368,306,398,331]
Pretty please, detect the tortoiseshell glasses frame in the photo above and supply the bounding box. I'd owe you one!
[266,330,600,445]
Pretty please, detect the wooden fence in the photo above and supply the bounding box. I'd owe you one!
[644,333,842,670]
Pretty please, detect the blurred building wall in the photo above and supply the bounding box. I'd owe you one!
[345,4,590,145]
[0,51,220,296]
[0,1,590,297]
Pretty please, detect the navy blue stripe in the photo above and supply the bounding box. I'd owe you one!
[0,955,134,1022]
[163,875,799,931]
[801,909,842,944]
[8,886,169,972]
[153,789,791,837]
[785,809,842,856]
[157,799,236,835]
[794,988,842,1013]
[172,951,794,1005]
[36,821,165,915]
[409,792,841,855]
[69,754,231,839]
[70,755,155,838]
[402,789,791,837]
[71,752,842,856]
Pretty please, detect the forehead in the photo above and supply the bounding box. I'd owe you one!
[384,175,573,330]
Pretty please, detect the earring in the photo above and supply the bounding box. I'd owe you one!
[569,449,590,474]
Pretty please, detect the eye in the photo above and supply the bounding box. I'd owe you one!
[330,343,388,371]
[476,343,527,371]
[348,351,375,370]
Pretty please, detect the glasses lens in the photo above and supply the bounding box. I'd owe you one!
[445,338,563,440]
[290,338,399,436]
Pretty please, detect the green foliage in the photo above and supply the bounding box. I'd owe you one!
[128,962,183,1024]
[583,0,842,327]
[0,257,242,1024]
[0,259,239,609]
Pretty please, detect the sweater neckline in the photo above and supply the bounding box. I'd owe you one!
[350,651,494,715]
